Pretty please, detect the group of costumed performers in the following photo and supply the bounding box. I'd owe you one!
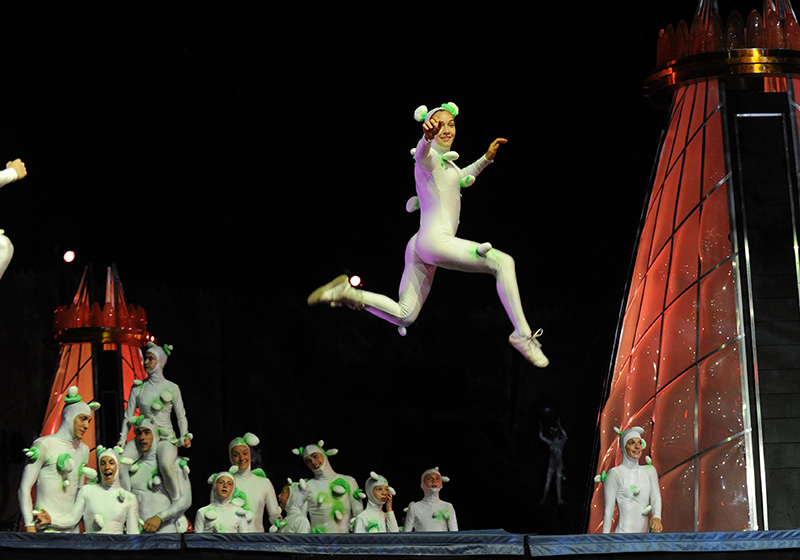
[307,102,549,369]
[18,344,460,535]
[20,342,194,534]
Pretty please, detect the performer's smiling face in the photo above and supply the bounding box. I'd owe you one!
[625,437,643,460]
[433,111,456,149]
[100,454,118,484]
[304,451,325,472]
[230,445,250,471]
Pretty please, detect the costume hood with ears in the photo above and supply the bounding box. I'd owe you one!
[269,477,310,533]
[57,386,101,443]
[95,445,133,488]
[203,471,252,525]
[595,426,649,484]
[414,102,459,123]
[420,467,450,498]
[364,471,395,507]
[144,342,173,378]
[618,426,647,465]
[291,440,338,478]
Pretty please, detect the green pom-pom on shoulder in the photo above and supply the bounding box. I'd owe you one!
[23,446,40,461]
[252,468,266,478]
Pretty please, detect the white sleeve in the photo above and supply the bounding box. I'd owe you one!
[386,510,399,533]
[446,504,458,531]
[17,439,46,527]
[649,467,662,520]
[0,167,17,189]
[403,503,417,532]
[602,470,619,534]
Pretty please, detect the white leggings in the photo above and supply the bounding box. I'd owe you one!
[359,229,532,336]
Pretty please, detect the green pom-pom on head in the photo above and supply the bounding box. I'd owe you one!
[64,386,82,404]
[440,102,459,118]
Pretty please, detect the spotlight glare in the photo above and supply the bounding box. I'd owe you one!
[63,250,76,263]
[349,275,362,287]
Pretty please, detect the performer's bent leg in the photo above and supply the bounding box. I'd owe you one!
[418,237,548,367]
[361,235,436,328]
[156,440,181,500]
[308,234,435,330]
[0,232,14,280]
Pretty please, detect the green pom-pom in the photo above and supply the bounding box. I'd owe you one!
[252,468,266,478]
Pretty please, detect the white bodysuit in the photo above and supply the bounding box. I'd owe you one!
[356,134,533,338]
[351,473,398,534]
[119,345,189,502]
[603,454,662,533]
[233,466,281,532]
[47,449,140,534]
[123,421,192,533]
[276,480,311,534]
[18,396,94,532]
[194,474,251,533]
[300,445,363,534]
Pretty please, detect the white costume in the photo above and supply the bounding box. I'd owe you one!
[119,343,191,501]
[0,165,20,279]
[351,471,398,533]
[601,427,663,533]
[403,468,458,532]
[46,447,140,534]
[272,478,311,534]
[194,472,251,533]
[228,432,281,532]
[308,103,548,367]
[292,441,363,534]
[124,417,192,533]
[18,386,99,532]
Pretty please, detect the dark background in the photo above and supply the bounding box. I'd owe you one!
[0,0,726,535]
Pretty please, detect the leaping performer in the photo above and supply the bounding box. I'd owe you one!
[307,103,548,367]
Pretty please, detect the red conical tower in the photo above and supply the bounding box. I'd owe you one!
[591,1,800,533]
[43,265,150,467]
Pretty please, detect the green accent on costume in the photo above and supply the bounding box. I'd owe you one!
[434,509,451,521]
[366,521,381,533]
[312,526,326,534]
[24,446,40,461]
[441,103,457,117]
[252,468,266,478]
[234,487,250,510]
[56,453,72,472]
[64,393,82,404]
[330,500,346,521]
[331,477,351,496]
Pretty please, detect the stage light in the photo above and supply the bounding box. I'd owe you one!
[63,250,76,263]
[349,275,362,287]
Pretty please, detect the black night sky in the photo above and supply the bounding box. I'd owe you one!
[0,1,721,535]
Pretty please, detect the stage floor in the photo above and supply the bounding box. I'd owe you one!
[2,529,800,559]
